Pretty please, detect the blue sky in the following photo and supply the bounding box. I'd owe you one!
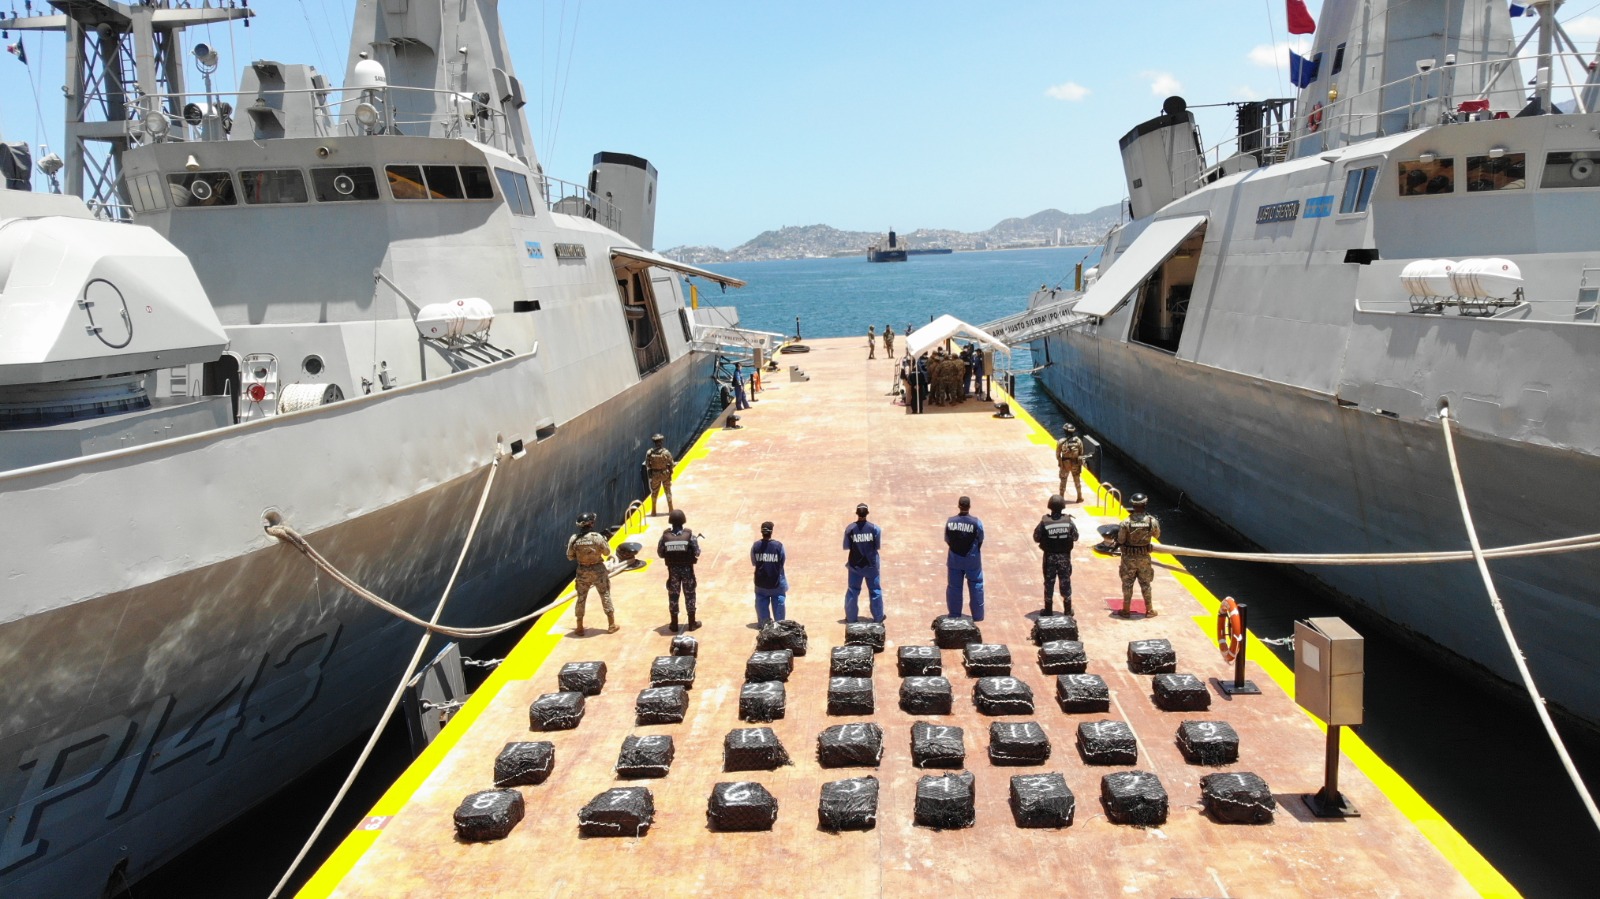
[2,1,1596,248]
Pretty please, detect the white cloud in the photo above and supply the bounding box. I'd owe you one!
[1248,39,1312,69]
[1142,70,1182,97]
[1045,81,1091,101]
[1233,85,1262,101]
[1566,16,1600,41]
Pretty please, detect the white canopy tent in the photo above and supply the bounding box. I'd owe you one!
[904,314,1011,359]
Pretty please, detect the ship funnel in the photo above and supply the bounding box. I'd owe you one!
[589,152,659,250]
[1120,96,1204,219]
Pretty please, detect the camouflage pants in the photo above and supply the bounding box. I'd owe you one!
[666,564,698,617]
[574,563,613,620]
[1119,553,1154,607]
[648,471,673,511]
[1058,463,1082,499]
[884,339,894,355]
[1042,552,1073,610]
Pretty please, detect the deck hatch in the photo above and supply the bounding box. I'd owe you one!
[1072,215,1207,318]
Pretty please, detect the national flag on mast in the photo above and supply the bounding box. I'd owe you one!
[1288,0,1317,35]
[1509,3,1534,16]
[1289,49,1322,88]
[6,42,26,66]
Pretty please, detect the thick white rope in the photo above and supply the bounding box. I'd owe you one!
[269,451,504,897]
[1439,406,1600,832]
[1152,532,1600,565]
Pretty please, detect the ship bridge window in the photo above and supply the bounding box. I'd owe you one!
[423,165,464,199]
[495,167,535,216]
[1539,151,1598,189]
[166,171,237,207]
[1398,157,1454,196]
[240,169,309,204]
[127,171,168,213]
[461,166,495,199]
[386,165,429,199]
[311,166,380,201]
[1466,153,1526,191]
[1339,165,1379,213]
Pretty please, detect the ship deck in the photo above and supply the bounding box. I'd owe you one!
[304,337,1513,898]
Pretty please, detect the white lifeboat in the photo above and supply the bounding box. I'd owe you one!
[1451,258,1522,298]
[414,298,495,341]
[1400,259,1456,298]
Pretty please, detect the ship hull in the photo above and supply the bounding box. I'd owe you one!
[1034,330,1600,729]
[0,349,718,897]
[868,250,908,263]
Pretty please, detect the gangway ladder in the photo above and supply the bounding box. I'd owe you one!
[690,324,785,365]
[981,289,1097,347]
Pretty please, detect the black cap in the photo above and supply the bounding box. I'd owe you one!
[760,521,774,533]
[856,503,869,516]
[958,495,971,511]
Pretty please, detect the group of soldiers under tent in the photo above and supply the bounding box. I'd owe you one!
[891,315,1003,415]
[564,418,1163,635]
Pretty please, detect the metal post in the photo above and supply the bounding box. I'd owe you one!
[1304,724,1360,817]
[1219,602,1261,696]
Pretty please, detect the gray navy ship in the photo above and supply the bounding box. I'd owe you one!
[991,1,1600,729]
[0,2,755,895]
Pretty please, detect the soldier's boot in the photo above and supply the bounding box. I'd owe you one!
[1119,595,1133,618]
[1042,597,1054,616]
[1142,589,1157,617]
[606,612,619,634]
[1063,596,1074,616]
[1076,490,1084,503]
[686,600,701,631]
[573,615,584,634]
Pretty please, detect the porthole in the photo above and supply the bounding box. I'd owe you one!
[302,354,325,376]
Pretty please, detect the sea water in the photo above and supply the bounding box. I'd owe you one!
[146,249,1596,897]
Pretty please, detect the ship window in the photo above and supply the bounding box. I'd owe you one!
[1398,157,1454,196]
[423,165,464,199]
[128,172,166,213]
[240,169,309,204]
[1332,43,1346,76]
[311,166,379,201]
[495,167,535,216]
[166,171,237,207]
[460,166,495,199]
[386,165,429,200]
[1539,151,1599,189]
[1339,165,1379,213]
[1466,153,1526,192]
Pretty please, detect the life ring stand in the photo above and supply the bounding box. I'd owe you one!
[1217,596,1245,663]
[1307,102,1324,133]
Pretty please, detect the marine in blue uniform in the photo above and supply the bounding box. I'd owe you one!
[944,495,986,620]
[1032,494,1079,615]
[732,363,751,410]
[842,503,884,623]
[750,520,788,624]
[657,509,701,632]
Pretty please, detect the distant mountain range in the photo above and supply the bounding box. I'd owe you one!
[663,203,1122,263]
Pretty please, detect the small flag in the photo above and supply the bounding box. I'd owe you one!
[1509,3,1532,16]
[1288,0,1317,35]
[1289,50,1321,88]
[6,42,25,65]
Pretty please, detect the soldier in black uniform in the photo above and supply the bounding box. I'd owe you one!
[1031,494,1079,615]
[657,509,702,632]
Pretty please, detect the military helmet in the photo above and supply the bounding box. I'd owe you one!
[576,512,597,527]
[668,509,687,527]
[1128,493,1149,508]
[1047,494,1066,512]
[1063,423,1076,434]
[651,433,665,443]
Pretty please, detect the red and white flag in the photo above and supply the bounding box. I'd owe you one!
[1288,0,1317,35]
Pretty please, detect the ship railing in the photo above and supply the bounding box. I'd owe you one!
[981,293,1094,346]
[86,200,134,223]
[536,174,622,232]
[1192,49,1599,181]
[108,84,522,154]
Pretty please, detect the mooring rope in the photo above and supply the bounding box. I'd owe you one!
[1438,405,1600,832]
[1152,532,1600,565]
[270,449,508,897]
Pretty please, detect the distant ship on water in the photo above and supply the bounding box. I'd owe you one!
[867,228,908,262]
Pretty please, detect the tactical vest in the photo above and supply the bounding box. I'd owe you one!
[1037,515,1078,553]
[646,448,672,472]
[1058,438,1083,463]
[660,529,697,565]
[571,532,606,566]
[1120,515,1156,555]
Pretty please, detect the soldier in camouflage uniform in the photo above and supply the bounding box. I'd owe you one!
[1031,495,1079,615]
[657,509,702,632]
[1056,423,1086,502]
[883,324,895,356]
[1115,493,1161,617]
[566,512,617,634]
[644,433,675,516]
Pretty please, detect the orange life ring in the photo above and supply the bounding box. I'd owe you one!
[1307,102,1324,133]
[1216,597,1245,663]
